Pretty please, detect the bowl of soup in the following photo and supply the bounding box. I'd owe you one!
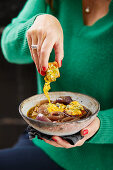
[19,91,100,136]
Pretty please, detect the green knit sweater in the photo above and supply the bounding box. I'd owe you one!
[1,0,113,169]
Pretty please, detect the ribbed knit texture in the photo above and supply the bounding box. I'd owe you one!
[1,0,113,169]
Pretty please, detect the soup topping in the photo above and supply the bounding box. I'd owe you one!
[43,61,60,103]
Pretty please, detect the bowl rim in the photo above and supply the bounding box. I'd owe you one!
[19,91,100,125]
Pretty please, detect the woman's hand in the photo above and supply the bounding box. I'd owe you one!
[26,14,64,75]
[42,117,100,148]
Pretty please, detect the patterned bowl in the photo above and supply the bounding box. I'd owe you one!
[19,91,100,136]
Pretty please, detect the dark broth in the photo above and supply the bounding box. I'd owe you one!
[27,97,92,123]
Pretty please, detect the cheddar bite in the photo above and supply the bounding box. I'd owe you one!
[43,61,60,103]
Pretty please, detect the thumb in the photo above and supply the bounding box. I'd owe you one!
[81,117,100,138]
[81,128,89,137]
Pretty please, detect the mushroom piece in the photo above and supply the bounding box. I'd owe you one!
[55,96,73,105]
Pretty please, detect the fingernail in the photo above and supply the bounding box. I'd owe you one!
[52,138,57,142]
[42,66,46,72]
[38,69,40,73]
[83,129,88,135]
[40,137,43,140]
[41,71,46,76]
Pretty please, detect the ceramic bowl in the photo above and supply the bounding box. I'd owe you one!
[19,91,100,136]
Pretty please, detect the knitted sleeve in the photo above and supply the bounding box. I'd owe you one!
[1,0,46,64]
[87,108,113,144]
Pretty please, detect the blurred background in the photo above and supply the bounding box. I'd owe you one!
[0,0,37,149]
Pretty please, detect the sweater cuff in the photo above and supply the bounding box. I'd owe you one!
[1,13,45,64]
[86,108,113,144]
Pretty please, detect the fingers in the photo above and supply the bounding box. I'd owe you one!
[37,30,46,72]
[54,39,64,67]
[27,32,63,74]
[26,33,33,58]
[52,136,74,149]
[40,35,55,70]
[27,32,63,75]
[32,34,39,71]
[42,138,63,148]
[43,136,85,149]
[26,31,40,72]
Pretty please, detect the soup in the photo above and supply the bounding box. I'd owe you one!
[27,96,92,123]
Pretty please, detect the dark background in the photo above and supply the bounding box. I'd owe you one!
[0,0,37,149]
